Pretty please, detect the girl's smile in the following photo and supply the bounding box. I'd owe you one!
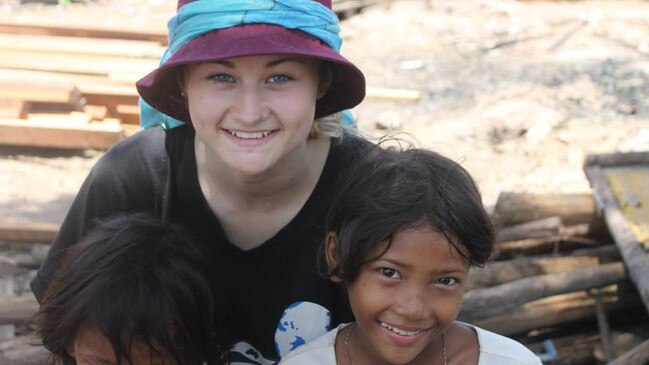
[184,54,326,176]
[341,226,469,365]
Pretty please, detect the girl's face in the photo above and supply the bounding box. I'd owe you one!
[71,326,178,365]
[184,54,325,175]
[343,226,469,365]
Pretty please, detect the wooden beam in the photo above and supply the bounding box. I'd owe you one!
[473,282,641,336]
[0,18,166,43]
[116,104,141,125]
[494,192,599,226]
[467,254,600,290]
[0,294,38,325]
[0,118,124,150]
[461,261,627,321]
[0,79,84,108]
[585,162,649,315]
[608,338,649,365]
[0,33,165,59]
[0,222,58,244]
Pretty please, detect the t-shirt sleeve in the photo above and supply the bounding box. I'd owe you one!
[30,127,169,302]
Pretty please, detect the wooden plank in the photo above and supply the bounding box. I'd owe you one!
[609,338,649,365]
[0,220,57,244]
[0,49,157,77]
[460,261,627,321]
[0,79,84,108]
[585,159,649,315]
[0,294,38,325]
[116,104,141,125]
[0,33,165,59]
[494,192,599,226]
[467,254,600,290]
[0,118,124,150]
[0,100,28,119]
[473,282,642,336]
[0,18,166,43]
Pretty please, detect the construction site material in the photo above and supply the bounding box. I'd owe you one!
[0,118,124,150]
[584,151,649,315]
[494,192,598,227]
[0,222,58,244]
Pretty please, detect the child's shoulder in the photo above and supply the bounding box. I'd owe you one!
[461,323,542,365]
[278,323,347,365]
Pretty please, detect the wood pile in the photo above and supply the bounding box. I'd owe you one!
[0,8,166,150]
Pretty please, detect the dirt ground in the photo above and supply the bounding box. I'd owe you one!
[1,0,649,226]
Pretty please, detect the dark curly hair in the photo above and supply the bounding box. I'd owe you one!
[322,145,494,284]
[34,212,227,365]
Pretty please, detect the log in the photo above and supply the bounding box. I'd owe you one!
[496,216,562,242]
[116,104,141,125]
[467,254,600,290]
[0,118,125,150]
[495,234,602,259]
[0,17,166,43]
[585,165,649,314]
[0,33,165,59]
[0,337,51,365]
[473,282,642,336]
[0,79,84,109]
[0,222,58,244]
[494,192,599,227]
[460,262,627,321]
[0,294,39,325]
[609,338,649,365]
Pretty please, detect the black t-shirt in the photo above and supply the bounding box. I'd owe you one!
[32,125,371,364]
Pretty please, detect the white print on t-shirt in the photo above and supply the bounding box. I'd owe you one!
[227,301,333,364]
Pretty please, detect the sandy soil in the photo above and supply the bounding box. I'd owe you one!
[1,0,648,225]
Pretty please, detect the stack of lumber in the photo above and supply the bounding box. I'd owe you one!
[0,6,167,150]
[457,192,649,365]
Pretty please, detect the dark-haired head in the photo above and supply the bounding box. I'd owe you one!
[35,213,225,365]
[322,146,494,284]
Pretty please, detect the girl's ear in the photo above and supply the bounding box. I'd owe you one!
[325,232,343,283]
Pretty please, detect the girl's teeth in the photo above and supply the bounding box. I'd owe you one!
[228,130,271,139]
[380,322,422,336]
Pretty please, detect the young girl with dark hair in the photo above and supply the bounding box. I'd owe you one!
[34,213,227,365]
[280,147,542,364]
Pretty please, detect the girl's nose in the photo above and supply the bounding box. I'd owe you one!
[393,285,433,322]
[231,87,269,124]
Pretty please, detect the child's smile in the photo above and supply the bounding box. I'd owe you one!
[343,225,469,365]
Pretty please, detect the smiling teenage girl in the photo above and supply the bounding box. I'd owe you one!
[280,147,542,365]
[31,1,369,363]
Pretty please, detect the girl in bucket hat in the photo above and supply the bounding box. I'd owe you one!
[32,0,371,363]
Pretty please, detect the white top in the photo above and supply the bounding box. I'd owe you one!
[279,322,542,365]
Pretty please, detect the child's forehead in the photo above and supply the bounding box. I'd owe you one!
[370,225,469,265]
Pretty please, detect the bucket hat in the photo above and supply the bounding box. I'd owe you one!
[136,0,366,124]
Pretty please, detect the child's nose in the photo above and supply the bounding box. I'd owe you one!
[231,87,269,124]
[393,285,433,321]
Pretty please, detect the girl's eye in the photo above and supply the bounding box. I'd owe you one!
[268,74,292,84]
[210,74,234,83]
[379,267,401,279]
[437,277,458,286]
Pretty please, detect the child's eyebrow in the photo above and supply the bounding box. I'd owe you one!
[378,258,467,275]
